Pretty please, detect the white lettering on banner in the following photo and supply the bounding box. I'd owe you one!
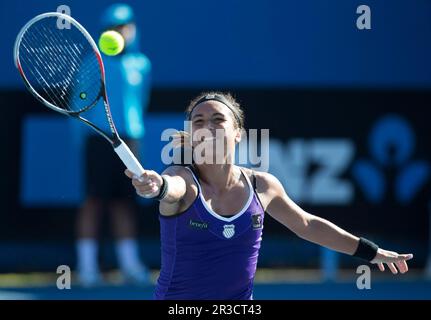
[266,139,355,205]
[308,140,354,204]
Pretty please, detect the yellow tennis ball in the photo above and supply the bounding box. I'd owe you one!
[98,30,125,56]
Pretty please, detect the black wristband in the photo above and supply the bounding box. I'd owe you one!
[353,237,379,262]
[155,176,168,201]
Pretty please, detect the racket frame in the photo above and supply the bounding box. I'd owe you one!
[14,12,145,175]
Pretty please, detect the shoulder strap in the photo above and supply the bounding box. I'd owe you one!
[183,165,202,196]
[187,164,199,180]
[251,171,257,191]
[250,170,266,213]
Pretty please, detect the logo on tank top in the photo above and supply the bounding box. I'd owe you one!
[251,213,263,230]
[222,224,235,239]
[189,219,208,230]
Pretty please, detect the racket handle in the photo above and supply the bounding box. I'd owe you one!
[114,139,145,176]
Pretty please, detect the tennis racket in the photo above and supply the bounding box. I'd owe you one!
[14,12,145,176]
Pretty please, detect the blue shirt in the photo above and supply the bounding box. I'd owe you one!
[104,53,151,139]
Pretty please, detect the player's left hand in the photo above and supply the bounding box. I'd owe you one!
[371,249,413,274]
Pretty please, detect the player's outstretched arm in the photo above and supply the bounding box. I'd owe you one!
[257,172,413,273]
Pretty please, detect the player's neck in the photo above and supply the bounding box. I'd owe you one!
[195,163,241,191]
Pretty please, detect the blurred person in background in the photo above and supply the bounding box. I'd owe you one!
[75,3,152,286]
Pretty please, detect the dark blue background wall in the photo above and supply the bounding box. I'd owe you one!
[1,1,430,271]
[2,0,431,88]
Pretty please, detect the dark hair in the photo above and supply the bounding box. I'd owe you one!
[186,91,244,129]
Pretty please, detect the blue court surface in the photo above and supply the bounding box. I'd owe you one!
[1,274,430,300]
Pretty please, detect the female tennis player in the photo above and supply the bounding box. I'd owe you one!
[125,92,413,300]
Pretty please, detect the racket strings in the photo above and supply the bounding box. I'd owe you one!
[21,30,72,110]
[44,24,100,87]
[39,24,101,111]
[20,40,68,110]
[20,30,72,110]
[18,16,102,114]
[39,26,81,98]
[20,35,81,112]
[37,22,100,110]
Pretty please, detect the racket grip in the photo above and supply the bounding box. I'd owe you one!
[114,139,145,176]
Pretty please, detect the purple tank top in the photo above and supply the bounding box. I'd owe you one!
[154,167,265,300]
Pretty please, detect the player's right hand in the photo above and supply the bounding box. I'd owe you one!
[125,169,164,198]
